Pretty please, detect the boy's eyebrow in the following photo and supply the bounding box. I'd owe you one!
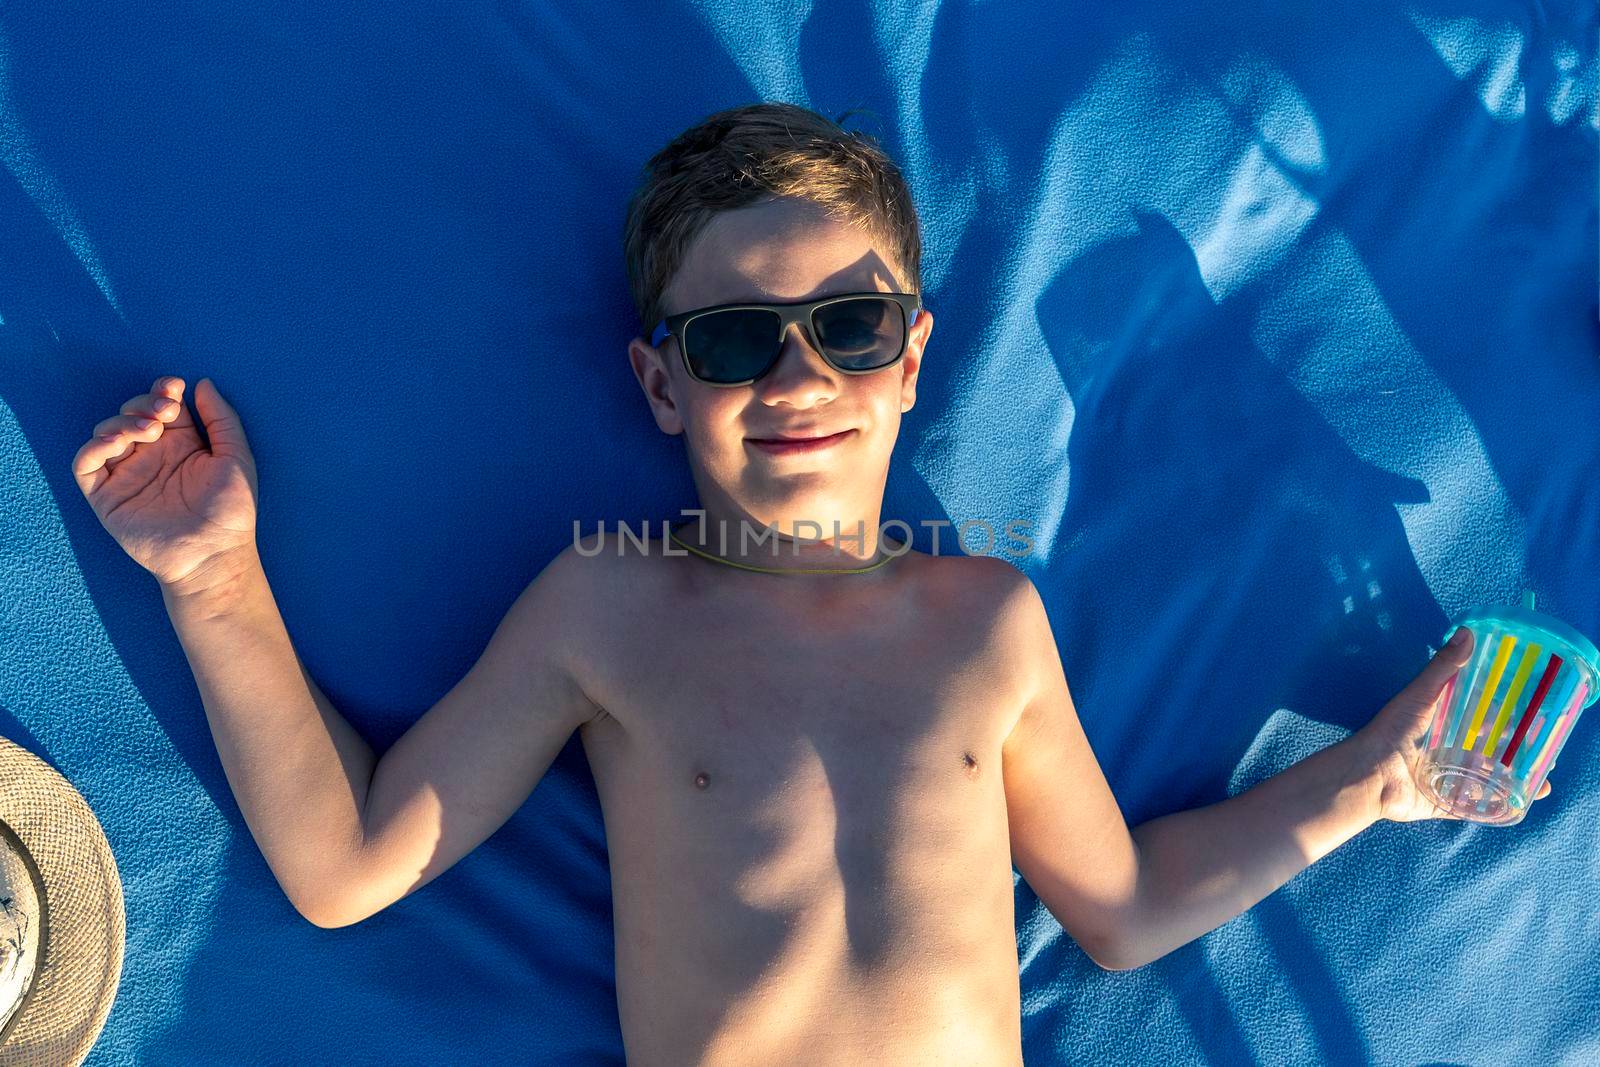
[698,283,888,308]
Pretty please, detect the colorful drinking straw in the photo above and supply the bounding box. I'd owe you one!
[1439,647,1470,750]
[1469,638,1538,815]
[1479,641,1544,756]
[1443,631,1497,750]
[1499,652,1566,769]
[1424,590,1598,819]
[1463,634,1517,752]
[1527,680,1591,788]
[1523,675,1587,783]
[1513,669,1579,779]
[1425,670,1457,751]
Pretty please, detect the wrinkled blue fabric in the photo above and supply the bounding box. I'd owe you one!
[2,1,1596,1063]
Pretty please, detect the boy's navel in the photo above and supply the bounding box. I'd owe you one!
[693,771,711,790]
[962,752,979,778]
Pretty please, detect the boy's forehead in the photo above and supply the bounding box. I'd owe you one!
[662,197,904,315]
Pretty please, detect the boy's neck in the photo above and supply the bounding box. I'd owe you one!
[668,507,902,577]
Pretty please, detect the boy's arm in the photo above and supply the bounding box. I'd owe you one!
[998,566,1384,971]
[1000,569,1469,972]
[996,565,1143,971]
[160,542,602,928]
[340,544,604,927]
[160,545,377,927]
[1109,724,1382,971]
[1112,629,1512,970]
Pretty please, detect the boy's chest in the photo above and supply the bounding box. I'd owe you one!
[574,573,1027,869]
[573,578,1030,1056]
[631,635,1005,794]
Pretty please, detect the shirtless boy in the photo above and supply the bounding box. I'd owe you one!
[71,102,1534,1065]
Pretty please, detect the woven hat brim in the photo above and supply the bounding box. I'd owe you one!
[0,738,125,1067]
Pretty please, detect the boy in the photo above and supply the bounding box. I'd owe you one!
[70,102,1519,1065]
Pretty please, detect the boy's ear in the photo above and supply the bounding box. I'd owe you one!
[899,308,933,414]
[627,336,685,435]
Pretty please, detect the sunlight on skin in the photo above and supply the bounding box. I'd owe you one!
[627,194,935,572]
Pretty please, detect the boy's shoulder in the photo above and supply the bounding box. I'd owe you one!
[548,528,1039,621]
[545,524,691,602]
[922,548,1033,596]
[530,535,1044,688]
[926,550,1054,647]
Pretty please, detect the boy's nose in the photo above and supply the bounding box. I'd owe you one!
[755,323,838,407]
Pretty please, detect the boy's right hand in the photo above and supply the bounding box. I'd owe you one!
[71,375,262,594]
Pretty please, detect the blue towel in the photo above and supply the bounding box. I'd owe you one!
[3,1,1595,1063]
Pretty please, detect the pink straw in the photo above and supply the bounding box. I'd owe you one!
[1427,671,1457,751]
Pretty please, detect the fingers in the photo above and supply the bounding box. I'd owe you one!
[71,429,128,495]
[149,376,192,426]
[1438,626,1475,660]
[118,389,184,425]
[192,377,253,467]
[71,376,187,492]
[89,412,166,450]
[103,378,187,431]
[92,377,186,438]
[1409,627,1475,698]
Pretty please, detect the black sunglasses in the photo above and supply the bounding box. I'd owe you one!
[649,291,922,386]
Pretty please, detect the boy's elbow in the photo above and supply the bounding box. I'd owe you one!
[291,883,379,930]
[300,909,342,929]
[281,847,389,928]
[1094,951,1141,972]
[1086,931,1146,972]
[1096,941,1175,972]
[1047,903,1141,972]
[294,895,360,930]
[300,904,362,930]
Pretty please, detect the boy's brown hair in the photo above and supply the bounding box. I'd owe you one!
[622,102,923,334]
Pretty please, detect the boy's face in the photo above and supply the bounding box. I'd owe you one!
[627,196,934,539]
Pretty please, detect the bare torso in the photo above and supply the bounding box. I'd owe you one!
[568,531,1031,1065]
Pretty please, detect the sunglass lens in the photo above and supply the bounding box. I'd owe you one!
[684,309,782,383]
[813,298,906,370]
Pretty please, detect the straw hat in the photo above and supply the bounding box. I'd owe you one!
[0,737,124,1066]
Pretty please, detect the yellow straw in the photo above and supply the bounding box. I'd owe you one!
[1464,635,1517,751]
[1479,642,1542,756]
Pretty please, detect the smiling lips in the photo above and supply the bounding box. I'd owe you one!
[746,429,855,455]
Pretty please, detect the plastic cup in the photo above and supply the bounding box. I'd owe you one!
[1413,591,1600,826]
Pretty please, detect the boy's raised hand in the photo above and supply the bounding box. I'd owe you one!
[71,376,262,593]
[1350,626,1552,823]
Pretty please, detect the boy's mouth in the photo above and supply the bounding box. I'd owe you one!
[746,429,855,455]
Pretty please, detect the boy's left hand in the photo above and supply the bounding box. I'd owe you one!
[1349,626,1552,823]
